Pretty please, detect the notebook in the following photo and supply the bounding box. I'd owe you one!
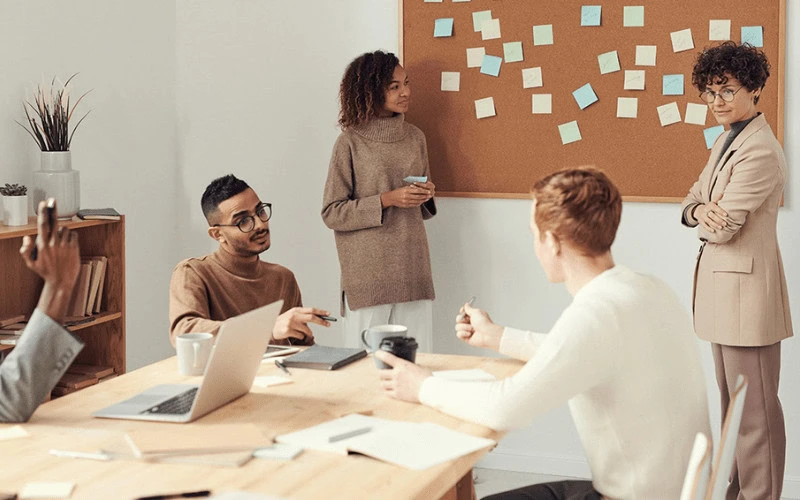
[280,344,366,370]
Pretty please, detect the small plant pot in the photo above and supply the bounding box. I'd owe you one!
[2,194,29,226]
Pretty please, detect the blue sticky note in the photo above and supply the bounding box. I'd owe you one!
[434,18,454,38]
[581,6,601,26]
[480,55,502,77]
[572,83,598,110]
[662,74,684,96]
[704,125,725,149]
[741,26,763,47]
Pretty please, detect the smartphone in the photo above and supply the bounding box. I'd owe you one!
[31,198,56,261]
[403,176,428,184]
[262,345,302,359]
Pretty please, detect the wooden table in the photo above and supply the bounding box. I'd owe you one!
[0,353,522,499]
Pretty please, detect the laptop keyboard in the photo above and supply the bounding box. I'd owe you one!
[141,387,198,415]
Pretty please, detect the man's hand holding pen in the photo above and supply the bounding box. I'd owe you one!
[272,307,333,344]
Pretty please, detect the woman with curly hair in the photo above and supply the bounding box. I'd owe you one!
[680,41,791,499]
[322,51,436,351]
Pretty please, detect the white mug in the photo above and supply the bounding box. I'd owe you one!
[176,332,214,376]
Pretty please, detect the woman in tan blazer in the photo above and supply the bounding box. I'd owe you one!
[681,42,792,500]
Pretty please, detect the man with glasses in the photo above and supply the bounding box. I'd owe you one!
[169,174,331,347]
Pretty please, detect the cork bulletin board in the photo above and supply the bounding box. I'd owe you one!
[400,1,785,202]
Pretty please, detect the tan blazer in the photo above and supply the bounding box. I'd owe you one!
[681,114,793,346]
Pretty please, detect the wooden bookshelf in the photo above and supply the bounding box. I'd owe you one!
[0,216,126,394]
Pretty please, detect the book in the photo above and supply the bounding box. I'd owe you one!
[67,262,92,317]
[280,344,367,371]
[0,315,25,328]
[92,256,107,313]
[84,257,106,315]
[67,363,114,379]
[76,208,121,220]
[56,372,98,390]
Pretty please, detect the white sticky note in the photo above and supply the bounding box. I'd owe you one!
[657,102,681,126]
[466,47,486,68]
[709,20,731,41]
[475,97,496,119]
[598,50,620,74]
[558,121,582,144]
[685,102,708,125]
[252,376,294,388]
[472,10,492,32]
[481,18,501,40]
[0,425,29,441]
[623,6,644,27]
[441,72,461,92]
[522,67,543,88]
[424,0,444,2]
[532,94,552,114]
[624,70,646,90]
[671,28,694,52]
[635,45,656,66]
[533,24,554,45]
[452,0,471,2]
[503,41,524,63]
[19,482,75,499]
[617,97,638,118]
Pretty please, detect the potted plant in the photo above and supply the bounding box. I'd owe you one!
[16,74,91,218]
[0,183,29,226]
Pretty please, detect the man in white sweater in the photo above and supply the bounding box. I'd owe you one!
[377,168,711,499]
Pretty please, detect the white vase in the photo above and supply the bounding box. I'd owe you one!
[2,194,29,226]
[32,151,80,218]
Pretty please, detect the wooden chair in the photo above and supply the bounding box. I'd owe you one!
[680,432,712,500]
[706,375,748,500]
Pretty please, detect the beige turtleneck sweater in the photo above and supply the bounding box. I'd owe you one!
[168,249,305,346]
[322,114,436,313]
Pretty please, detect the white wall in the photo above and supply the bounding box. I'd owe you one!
[0,0,178,369]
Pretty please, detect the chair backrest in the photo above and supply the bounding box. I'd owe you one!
[680,432,712,500]
[706,374,748,500]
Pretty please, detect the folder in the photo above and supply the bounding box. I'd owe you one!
[280,344,366,371]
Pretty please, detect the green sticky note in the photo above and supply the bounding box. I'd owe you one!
[623,6,644,27]
[503,42,523,63]
[472,10,492,32]
[558,121,582,144]
[597,51,620,74]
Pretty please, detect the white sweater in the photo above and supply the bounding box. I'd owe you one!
[419,266,710,499]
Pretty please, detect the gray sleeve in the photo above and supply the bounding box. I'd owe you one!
[0,309,84,422]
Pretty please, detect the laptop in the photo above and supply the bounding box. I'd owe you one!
[93,300,283,423]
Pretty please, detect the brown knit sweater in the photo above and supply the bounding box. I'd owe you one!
[321,113,436,313]
[168,248,306,346]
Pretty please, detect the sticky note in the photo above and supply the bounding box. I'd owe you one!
[532,94,552,114]
[581,6,602,26]
[475,97,496,119]
[704,125,725,149]
[671,28,694,52]
[635,45,656,66]
[709,20,731,41]
[617,97,638,118]
[685,103,708,125]
[623,6,644,27]
[434,18,454,37]
[466,47,485,68]
[424,0,444,3]
[657,102,681,126]
[441,72,460,92]
[522,67,543,88]
[741,26,764,47]
[480,55,502,77]
[558,121,582,144]
[624,70,645,90]
[533,24,554,45]
[573,83,599,110]
[19,482,75,499]
[472,10,492,32]
[481,18,501,40]
[0,425,29,441]
[452,0,471,2]
[503,41,524,63]
[663,74,684,96]
[598,51,620,74]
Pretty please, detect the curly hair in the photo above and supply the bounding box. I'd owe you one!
[201,174,250,224]
[338,51,400,129]
[692,41,770,103]
[532,167,622,256]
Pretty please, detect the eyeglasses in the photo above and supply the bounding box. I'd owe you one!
[213,203,272,233]
[699,87,743,104]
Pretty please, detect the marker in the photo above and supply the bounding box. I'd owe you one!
[316,314,337,322]
[456,296,476,322]
[275,359,291,377]
[328,426,372,443]
[49,449,112,461]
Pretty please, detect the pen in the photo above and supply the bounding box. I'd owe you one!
[275,359,291,376]
[456,296,476,322]
[134,490,211,500]
[316,314,338,322]
[328,426,372,443]
[49,449,112,461]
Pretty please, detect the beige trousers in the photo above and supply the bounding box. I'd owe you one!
[711,342,785,500]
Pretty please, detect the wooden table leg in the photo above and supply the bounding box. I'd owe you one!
[440,468,476,500]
